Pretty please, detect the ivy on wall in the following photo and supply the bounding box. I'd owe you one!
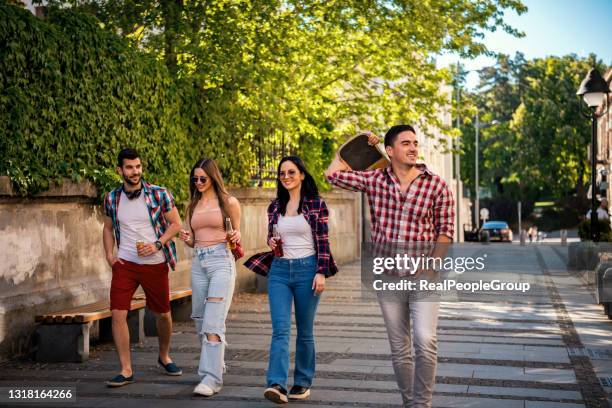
[0,3,199,202]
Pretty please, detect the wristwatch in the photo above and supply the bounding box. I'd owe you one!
[154,240,163,250]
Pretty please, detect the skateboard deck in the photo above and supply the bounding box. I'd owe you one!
[338,133,390,171]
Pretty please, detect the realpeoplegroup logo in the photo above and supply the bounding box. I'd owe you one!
[371,277,531,293]
[360,243,541,301]
[370,254,531,293]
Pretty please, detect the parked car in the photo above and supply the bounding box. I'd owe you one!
[479,221,513,242]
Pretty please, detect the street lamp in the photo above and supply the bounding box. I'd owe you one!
[576,68,610,242]
[454,63,478,239]
[473,111,498,230]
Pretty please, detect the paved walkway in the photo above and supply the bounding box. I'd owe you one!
[2,244,612,407]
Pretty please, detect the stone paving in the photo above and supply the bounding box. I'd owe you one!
[1,244,612,407]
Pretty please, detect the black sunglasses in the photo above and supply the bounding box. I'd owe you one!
[191,176,208,184]
[125,188,142,200]
[279,169,299,178]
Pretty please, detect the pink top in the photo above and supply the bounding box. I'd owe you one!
[191,207,226,247]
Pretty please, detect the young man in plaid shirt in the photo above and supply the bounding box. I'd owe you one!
[325,125,454,408]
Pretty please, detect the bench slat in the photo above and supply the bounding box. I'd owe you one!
[36,288,191,324]
[42,300,109,317]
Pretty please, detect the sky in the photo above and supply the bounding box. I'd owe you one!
[437,0,612,89]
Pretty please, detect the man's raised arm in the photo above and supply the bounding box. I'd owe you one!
[324,152,350,179]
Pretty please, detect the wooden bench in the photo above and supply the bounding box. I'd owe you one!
[34,288,192,363]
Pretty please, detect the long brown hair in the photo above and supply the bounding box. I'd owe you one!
[186,158,231,231]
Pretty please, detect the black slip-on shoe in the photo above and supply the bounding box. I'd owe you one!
[106,374,135,387]
[264,384,288,404]
[158,357,183,376]
[289,385,311,400]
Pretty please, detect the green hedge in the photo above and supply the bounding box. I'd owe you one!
[578,219,612,242]
[0,3,195,201]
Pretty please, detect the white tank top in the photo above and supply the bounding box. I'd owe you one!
[277,214,316,259]
[117,191,166,264]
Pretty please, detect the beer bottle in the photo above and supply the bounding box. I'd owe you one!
[225,217,237,250]
[272,224,284,257]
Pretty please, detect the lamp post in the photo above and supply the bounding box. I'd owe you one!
[576,68,610,242]
[455,64,462,241]
[475,110,479,229]
[473,111,498,230]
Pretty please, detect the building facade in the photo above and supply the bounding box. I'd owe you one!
[596,69,612,207]
[19,0,46,16]
[416,85,471,241]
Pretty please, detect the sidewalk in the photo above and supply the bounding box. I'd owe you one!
[1,244,611,407]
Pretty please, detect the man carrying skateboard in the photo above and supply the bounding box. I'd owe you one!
[325,125,454,408]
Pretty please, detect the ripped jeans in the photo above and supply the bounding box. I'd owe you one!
[191,243,236,390]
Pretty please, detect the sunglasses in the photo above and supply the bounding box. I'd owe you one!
[279,169,298,179]
[191,176,208,184]
[125,188,142,200]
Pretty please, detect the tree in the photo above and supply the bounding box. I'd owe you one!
[34,0,527,188]
[510,54,608,202]
[460,53,609,226]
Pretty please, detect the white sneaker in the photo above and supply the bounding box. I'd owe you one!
[193,382,217,397]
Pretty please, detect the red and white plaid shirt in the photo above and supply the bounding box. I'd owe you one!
[326,164,455,243]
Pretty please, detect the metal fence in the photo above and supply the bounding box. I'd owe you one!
[249,132,298,187]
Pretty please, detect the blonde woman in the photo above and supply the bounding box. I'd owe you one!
[179,158,241,397]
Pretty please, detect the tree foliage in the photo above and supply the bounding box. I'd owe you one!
[4,0,527,198]
[0,3,191,200]
[510,55,607,200]
[460,52,609,221]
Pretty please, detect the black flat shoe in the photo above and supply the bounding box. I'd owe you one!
[158,357,183,376]
[106,373,135,387]
[289,385,311,400]
[264,384,288,404]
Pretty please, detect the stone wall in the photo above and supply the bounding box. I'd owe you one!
[0,177,361,361]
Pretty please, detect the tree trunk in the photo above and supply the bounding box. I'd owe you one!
[161,0,183,75]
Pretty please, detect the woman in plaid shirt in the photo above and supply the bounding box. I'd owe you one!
[245,156,338,404]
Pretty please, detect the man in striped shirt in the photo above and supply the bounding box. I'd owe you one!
[325,125,454,408]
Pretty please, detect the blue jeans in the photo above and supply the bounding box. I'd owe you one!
[267,255,320,390]
[191,243,236,391]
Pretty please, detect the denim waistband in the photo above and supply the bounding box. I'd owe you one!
[194,242,229,255]
[272,254,316,267]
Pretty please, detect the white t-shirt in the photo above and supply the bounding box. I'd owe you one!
[117,191,166,264]
[277,214,316,259]
[587,208,610,221]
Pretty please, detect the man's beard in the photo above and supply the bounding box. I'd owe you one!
[123,173,141,186]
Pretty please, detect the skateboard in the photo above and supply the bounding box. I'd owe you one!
[338,133,390,171]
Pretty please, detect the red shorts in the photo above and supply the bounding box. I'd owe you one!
[110,259,170,313]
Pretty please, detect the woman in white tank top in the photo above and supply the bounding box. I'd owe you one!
[245,156,338,403]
